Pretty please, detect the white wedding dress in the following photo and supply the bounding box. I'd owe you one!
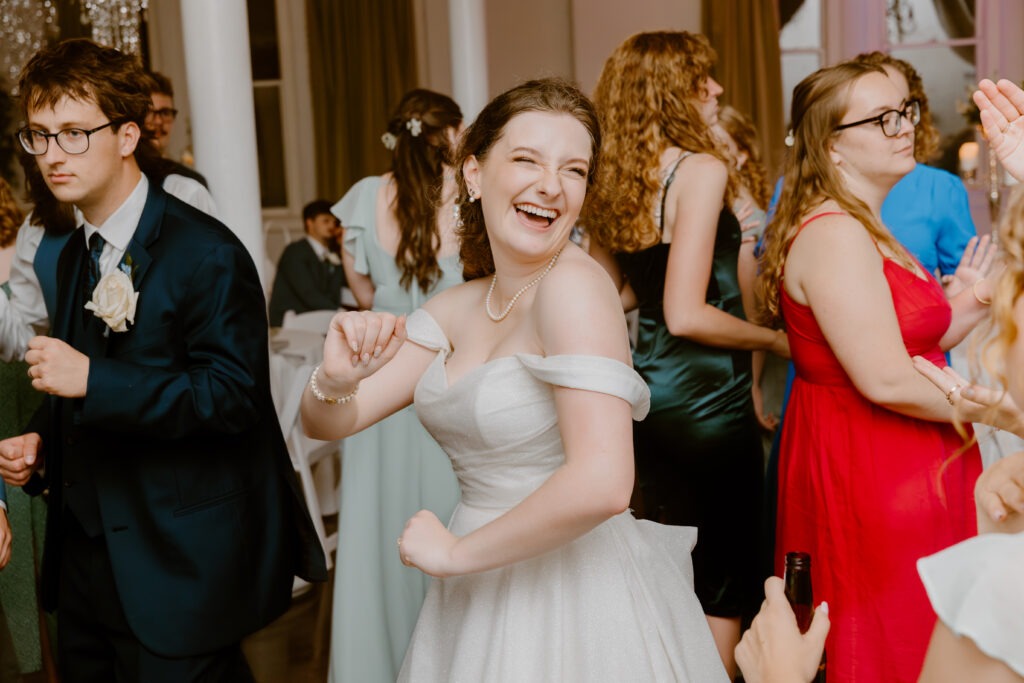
[397,310,729,682]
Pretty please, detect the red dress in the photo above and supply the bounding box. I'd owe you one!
[776,216,982,683]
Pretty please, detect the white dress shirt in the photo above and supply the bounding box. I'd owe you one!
[0,174,217,361]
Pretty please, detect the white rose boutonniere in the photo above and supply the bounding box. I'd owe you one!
[84,269,139,333]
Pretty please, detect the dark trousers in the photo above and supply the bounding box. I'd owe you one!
[58,514,254,683]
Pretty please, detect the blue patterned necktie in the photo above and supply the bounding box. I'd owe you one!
[86,232,106,294]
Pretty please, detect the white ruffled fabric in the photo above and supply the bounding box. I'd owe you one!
[917,531,1024,676]
[398,309,728,682]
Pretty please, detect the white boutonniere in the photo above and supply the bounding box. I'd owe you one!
[84,256,139,333]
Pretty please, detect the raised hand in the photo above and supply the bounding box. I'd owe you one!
[318,310,407,392]
[940,235,998,299]
[974,79,1024,183]
[0,433,43,487]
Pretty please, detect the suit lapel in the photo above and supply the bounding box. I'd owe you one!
[123,182,166,293]
[52,229,87,344]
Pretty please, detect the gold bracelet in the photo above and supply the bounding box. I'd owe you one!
[308,364,358,405]
[973,279,992,306]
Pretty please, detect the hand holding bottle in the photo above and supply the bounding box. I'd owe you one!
[736,576,830,683]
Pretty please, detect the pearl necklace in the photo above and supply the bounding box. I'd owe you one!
[485,248,564,322]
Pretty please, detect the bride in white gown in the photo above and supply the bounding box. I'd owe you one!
[301,78,729,682]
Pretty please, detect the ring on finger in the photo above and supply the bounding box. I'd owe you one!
[945,384,962,405]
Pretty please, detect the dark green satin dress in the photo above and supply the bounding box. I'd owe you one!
[617,203,764,618]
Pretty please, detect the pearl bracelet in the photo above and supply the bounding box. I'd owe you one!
[973,279,992,306]
[308,364,358,405]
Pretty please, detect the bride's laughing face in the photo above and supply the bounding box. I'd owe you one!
[463,110,591,264]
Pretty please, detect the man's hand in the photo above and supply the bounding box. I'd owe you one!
[25,335,89,397]
[0,433,43,487]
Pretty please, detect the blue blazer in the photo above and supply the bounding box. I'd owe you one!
[26,182,327,657]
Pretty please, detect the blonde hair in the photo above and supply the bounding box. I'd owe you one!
[975,188,1024,398]
[585,31,735,253]
[758,62,917,327]
[717,105,772,210]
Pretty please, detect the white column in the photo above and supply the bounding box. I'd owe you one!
[448,0,488,122]
[178,0,266,283]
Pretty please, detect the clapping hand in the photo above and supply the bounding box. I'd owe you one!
[398,509,459,578]
[974,79,1024,184]
[940,235,998,299]
[318,311,407,391]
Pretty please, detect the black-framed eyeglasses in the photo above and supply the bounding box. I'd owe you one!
[16,121,119,156]
[835,100,921,137]
[149,107,178,120]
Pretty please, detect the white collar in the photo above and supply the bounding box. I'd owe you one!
[306,235,341,265]
[81,175,149,251]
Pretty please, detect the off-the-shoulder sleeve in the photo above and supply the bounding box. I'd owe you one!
[516,354,651,420]
[332,176,379,276]
[917,531,1024,676]
[405,309,452,355]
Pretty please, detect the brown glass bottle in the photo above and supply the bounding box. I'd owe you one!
[783,551,826,682]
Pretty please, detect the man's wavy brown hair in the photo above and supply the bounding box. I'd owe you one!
[584,31,736,254]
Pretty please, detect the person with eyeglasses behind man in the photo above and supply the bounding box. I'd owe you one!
[142,70,208,190]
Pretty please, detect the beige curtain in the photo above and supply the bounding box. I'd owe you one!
[306,0,419,201]
[702,0,786,177]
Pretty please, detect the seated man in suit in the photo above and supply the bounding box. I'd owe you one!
[0,38,326,681]
[268,199,348,326]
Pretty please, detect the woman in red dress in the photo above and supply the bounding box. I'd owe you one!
[758,61,992,682]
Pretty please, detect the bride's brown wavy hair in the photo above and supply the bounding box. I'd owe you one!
[584,31,735,253]
[758,61,917,328]
[386,89,463,293]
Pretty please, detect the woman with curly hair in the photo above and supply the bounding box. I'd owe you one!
[328,88,463,683]
[759,60,992,682]
[585,31,789,676]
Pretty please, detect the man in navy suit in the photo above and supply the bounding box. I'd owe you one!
[0,39,326,682]
[268,199,348,326]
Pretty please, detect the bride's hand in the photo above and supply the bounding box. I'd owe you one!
[398,509,459,578]
[319,311,406,390]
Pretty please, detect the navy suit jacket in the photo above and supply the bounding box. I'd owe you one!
[28,181,327,657]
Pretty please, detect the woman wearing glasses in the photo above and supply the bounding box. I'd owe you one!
[758,62,989,683]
